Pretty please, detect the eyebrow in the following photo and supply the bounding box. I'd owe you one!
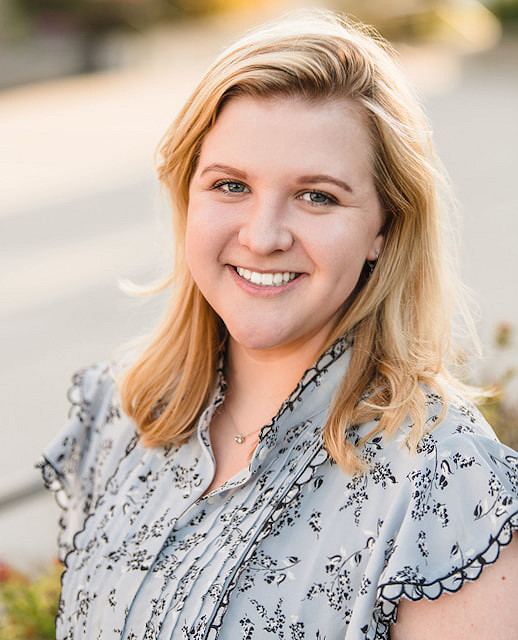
[297,174,353,194]
[199,163,248,179]
[199,163,353,194]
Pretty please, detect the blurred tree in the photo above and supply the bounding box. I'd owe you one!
[7,0,245,71]
[489,0,518,23]
[0,561,61,640]
[331,0,501,51]
[477,324,518,451]
[11,0,157,70]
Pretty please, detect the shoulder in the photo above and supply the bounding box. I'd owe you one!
[359,386,514,478]
[67,362,118,421]
[358,388,518,634]
[36,362,138,558]
[403,391,517,502]
[49,362,126,469]
[348,388,515,501]
[391,532,518,640]
[375,388,518,550]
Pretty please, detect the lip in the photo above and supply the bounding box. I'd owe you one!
[227,264,305,296]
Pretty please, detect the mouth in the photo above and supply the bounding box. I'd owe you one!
[232,266,301,287]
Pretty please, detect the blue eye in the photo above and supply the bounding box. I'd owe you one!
[213,180,249,193]
[299,191,336,206]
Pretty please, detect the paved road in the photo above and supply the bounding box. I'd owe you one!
[428,36,518,344]
[1,18,517,570]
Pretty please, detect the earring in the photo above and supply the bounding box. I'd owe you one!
[367,249,380,276]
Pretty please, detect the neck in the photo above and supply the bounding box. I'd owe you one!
[225,332,329,422]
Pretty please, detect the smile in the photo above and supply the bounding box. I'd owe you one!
[235,266,299,287]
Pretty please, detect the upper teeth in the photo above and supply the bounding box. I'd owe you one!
[235,267,298,286]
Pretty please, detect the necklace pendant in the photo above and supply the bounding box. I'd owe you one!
[234,434,245,444]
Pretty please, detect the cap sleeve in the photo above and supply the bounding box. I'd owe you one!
[376,419,518,631]
[36,364,116,561]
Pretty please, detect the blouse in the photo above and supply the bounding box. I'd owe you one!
[37,334,518,639]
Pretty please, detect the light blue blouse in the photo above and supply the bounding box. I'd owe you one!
[38,335,518,639]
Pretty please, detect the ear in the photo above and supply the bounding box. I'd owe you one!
[367,233,384,261]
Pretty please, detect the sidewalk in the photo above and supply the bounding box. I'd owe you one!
[0,2,473,220]
[1,5,517,572]
[0,14,244,219]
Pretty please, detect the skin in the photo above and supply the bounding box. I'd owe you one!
[186,95,518,635]
[392,534,518,640]
[187,95,384,490]
[187,95,383,373]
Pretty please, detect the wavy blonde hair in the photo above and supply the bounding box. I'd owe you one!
[120,10,473,473]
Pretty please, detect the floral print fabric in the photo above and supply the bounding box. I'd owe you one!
[37,335,518,639]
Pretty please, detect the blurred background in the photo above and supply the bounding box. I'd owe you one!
[1,0,517,582]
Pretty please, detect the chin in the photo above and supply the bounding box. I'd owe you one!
[225,323,293,352]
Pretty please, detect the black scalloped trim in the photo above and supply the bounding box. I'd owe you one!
[205,446,330,638]
[200,333,351,495]
[34,366,94,563]
[213,333,352,445]
[262,332,352,427]
[35,456,70,562]
[372,511,518,639]
[34,365,107,626]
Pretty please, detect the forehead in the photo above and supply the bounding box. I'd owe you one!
[197,95,375,182]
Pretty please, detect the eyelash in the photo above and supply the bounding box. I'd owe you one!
[297,191,338,206]
[211,180,338,207]
[211,180,249,194]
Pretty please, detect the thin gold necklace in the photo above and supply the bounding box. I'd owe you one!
[224,403,262,445]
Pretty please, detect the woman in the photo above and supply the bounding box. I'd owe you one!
[38,10,517,639]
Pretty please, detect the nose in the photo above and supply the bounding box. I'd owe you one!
[237,195,294,255]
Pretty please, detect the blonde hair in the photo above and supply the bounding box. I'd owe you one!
[120,10,473,473]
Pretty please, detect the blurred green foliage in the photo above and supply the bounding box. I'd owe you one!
[6,0,514,45]
[0,562,61,640]
[490,0,518,22]
[476,323,518,450]
[0,324,516,637]
[7,0,247,36]
[330,0,502,50]
[4,0,250,73]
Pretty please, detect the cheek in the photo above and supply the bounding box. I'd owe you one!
[186,198,211,249]
[185,207,209,278]
[184,215,196,269]
[185,202,229,280]
[310,224,371,273]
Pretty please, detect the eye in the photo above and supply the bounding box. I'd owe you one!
[298,191,338,206]
[212,180,249,194]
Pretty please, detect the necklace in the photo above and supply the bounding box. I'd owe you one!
[224,404,262,445]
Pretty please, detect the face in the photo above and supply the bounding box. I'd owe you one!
[186,96,384,356]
